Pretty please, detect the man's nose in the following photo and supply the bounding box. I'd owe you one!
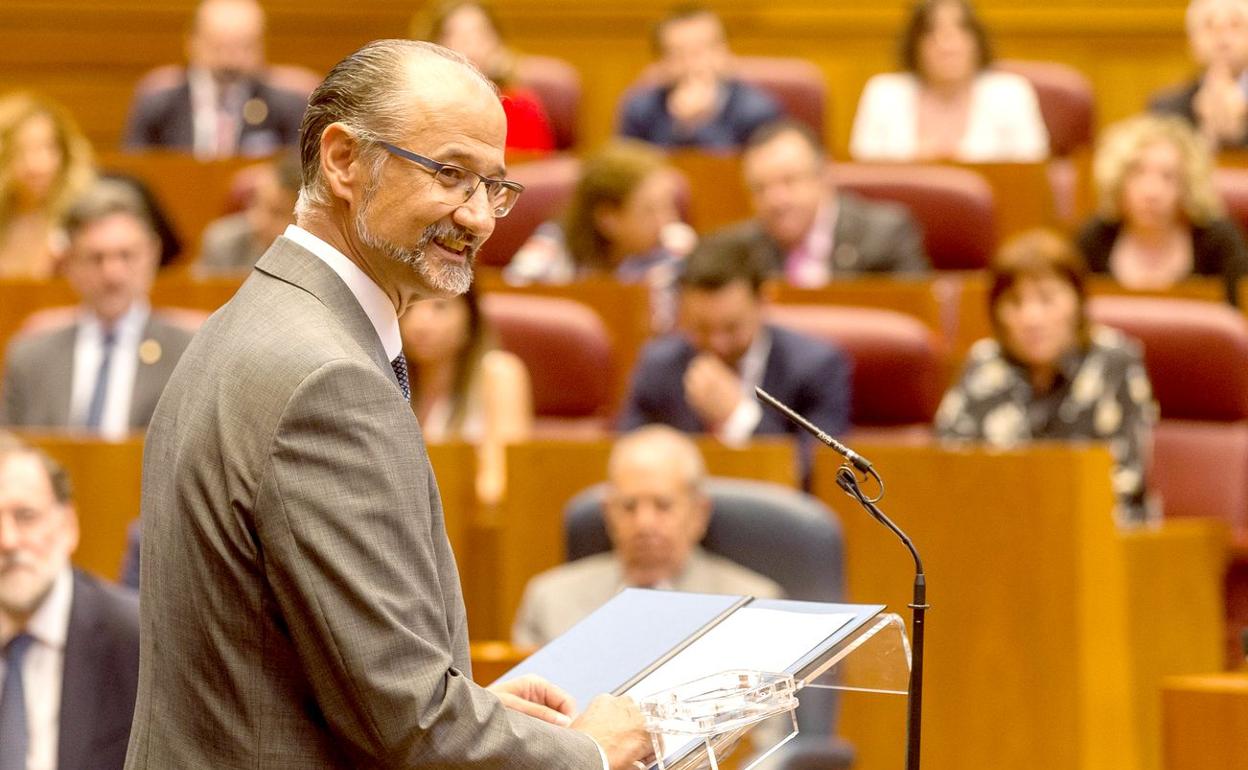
[453,184,495,239]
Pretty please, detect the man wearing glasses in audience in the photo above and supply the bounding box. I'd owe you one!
[127,40,650,770]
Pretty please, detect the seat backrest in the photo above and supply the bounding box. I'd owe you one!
[564,476,845,738]
[18,306,209,337]
[995,59,1095,156]
[513,54,582,150]
[767,304,944,428]
[131,63,320,102]
[565,477,844,603]
[619,56,828,138]
[1088,296,1248,421]
[830,162,998,270]
[477,155,582,267]
[1214,167,1248,238]
[480,293,612,419]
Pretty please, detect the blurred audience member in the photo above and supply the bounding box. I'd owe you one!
[195,150,299,276]
[0,92,94,279]
[935,230,1158,525]
[512,425,781,647]
[0,181,194,438]
[0,432,139,770]
[1150,0,1248,149]
[400,286,531,505]
[414,0,556,153]
[123,0,307,158]
[617,4,782,150]
[505,140,695,330]
[717,120,928,286]
[1077,114,1247,304]
[618,235,850,478]
[850,0,1048,162]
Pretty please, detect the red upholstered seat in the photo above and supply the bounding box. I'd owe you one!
[480,293,613,433]
[476,155,581,268]
[513,55,582,151]
[1088,295,1248,664]
[766,304,944,431]
[830,163,998,270]
[1214,167,1248,237]
[619,56,828,138]
[996,60,1096,157]
[18,306,208,336]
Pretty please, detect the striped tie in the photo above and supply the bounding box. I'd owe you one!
[391,354,411,401]
[84,330,117,430]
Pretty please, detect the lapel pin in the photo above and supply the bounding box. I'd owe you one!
[139,339,162,366]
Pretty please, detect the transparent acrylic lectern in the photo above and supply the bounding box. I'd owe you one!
[639,612,911,770]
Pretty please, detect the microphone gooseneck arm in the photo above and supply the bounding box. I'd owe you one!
[754,386,928,770]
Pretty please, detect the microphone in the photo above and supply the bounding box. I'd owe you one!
[753,387,872,474]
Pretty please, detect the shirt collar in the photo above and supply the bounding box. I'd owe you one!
[79,300,149,342]
[21,566,73,650]
[283,225,403,361]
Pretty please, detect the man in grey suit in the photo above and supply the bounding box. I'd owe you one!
[0,181,193,439]
[714,119,928,285]
[0,433,140,770]
[513,426,782,647]
[125,40,649,770]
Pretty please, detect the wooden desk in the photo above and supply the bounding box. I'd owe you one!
[475,438,799,639]
[1162,672,1248,770]
[770,277,951,342]
[813,442,1226,770]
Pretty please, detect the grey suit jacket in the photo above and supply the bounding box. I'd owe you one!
[716,191,929,278]
[125,237,600,769]
[0,313,193,430]
[512,547,784,648]
[59,569,141,770]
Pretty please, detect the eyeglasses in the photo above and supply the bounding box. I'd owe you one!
[378,141,525,218]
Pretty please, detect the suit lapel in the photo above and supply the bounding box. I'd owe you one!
[45,326,78,427]
[129,316,160,429]
[254,238,397,388]
[57,572,100,770]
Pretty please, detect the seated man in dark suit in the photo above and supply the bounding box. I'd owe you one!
[122,0,307,157]
[513,425,782,647]
[618,234,851,474]
[617,4,782,149]
[0,432,140,770]
[1149,0,1248,148]
[714,120,928,285]
[0,180,194,439]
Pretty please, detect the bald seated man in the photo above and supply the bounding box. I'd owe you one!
[513,425,783,647]
[126,41,649,770]
[123,0,307,157]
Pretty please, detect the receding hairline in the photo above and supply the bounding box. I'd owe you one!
[608,426,706,490]
[193,0,264,33]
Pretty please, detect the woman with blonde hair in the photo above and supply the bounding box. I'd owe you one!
[1077,113,1247,303]
[400,285,532,505]
[0,92,94,278]
[506,139,694,330]
[936,229,1158,525]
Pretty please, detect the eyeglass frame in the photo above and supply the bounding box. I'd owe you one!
[376,141,525,218]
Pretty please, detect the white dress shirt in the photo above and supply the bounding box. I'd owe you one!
[282,225,611,769]
[0,566,73,770]
[67,301,149,441]
[716,328,773,446]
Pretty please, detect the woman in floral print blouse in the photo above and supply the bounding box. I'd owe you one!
[935,229,1160,525]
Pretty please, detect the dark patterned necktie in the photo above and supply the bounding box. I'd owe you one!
[84,330,117,430]
[391,354,411,401]
[0,633,34,770]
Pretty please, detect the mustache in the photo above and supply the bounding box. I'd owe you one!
[418,220,483,258]
[0,551,39,571]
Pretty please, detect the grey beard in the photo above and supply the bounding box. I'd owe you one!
[355,212,477,296]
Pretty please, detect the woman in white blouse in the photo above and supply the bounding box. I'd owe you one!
[850,0,1049,163]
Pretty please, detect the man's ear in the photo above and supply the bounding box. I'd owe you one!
[320,122,366,207]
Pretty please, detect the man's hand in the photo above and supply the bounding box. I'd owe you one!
[1195,61,1248,145]
[571,694,652,770]
[684,354,743,429]
[488,674,577,727]
[666,71,720,131]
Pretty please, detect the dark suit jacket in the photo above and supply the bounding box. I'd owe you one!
[715,191,929,278]
[617,78,782,149]
[618,324,852,470]
[59,569,141,770]
[125,238,598,768]
[123,75,307,155]
[0,313,194,430]
[1149,76,1248,148]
